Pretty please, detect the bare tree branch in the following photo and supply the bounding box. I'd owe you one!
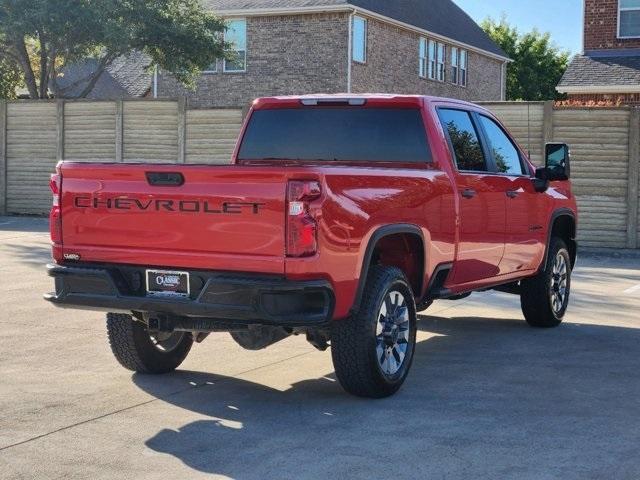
[14,39,39,99]
[46,48,58,96]
[38,31,49,98]
[76,52,117,99]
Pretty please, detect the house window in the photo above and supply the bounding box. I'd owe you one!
[352,16,367,63]
[460,49,468,86]
[428,40,436,80]
[204,60,217,74]
[451,47,459,84]
[224,19,247,72]
[619,0,640,38]
[419,38,428,77]
[437,42,446,82]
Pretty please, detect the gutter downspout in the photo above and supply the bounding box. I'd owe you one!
[153,66,158,98]
[500,61,507,101]
[347,11,354,94]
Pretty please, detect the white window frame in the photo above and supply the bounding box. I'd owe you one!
[460,49,468,87]
[352,15,367,63]
[619,0,640,38]
[451,46,459,85]
[203,60,218,74]
[437,42,446,82]
[419,38,428,78]
[428,39,436,80]
[223,18,247,73]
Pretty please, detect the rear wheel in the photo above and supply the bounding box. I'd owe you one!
[331,266,417,398]
[106,313,193,373]
[520,237,572,328]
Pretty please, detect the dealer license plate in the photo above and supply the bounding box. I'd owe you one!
[146,270,190,297]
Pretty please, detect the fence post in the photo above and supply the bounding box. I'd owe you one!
[0,100,6,216]
[177,97,186,163]
[115,100,124,162]
[543,100,554,151]
[628,107,640,249]
[56,100,65,162]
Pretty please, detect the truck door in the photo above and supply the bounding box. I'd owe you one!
[474,114,546,274]
[437,108,506,285]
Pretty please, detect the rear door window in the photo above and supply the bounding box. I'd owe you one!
[437,109,487,172]
[238,108,432,163]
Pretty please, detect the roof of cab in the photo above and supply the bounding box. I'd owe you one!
[251,93,484,111]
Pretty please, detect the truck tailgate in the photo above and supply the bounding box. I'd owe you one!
[59,163,287,274]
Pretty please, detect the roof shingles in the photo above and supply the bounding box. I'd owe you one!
[57,51,152,99]
[559,54,640,88]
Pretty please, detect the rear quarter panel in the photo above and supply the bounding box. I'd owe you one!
[284,165,456,320]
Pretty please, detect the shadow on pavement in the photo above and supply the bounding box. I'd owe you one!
[1,242,52,266]
[0,216,48,232]
[137,315,640,479]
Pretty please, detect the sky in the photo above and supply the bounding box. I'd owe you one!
[453,0,583,54]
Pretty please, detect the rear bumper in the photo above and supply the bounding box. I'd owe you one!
[44,264,334,328]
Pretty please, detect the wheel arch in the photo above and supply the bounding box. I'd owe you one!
[545,209,577,270]
[350,224,426,315]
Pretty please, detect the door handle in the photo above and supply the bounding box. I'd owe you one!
[506,190,519,199]
[461,189,476,199]
[146,172,185,186]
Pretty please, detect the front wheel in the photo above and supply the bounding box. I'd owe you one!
[331,266,417,398]
[520,237,572,328]
[106,313,193,373]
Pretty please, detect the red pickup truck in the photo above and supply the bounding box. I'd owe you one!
[45,94,577,398]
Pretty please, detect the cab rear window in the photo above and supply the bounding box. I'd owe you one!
[238,108,432,163]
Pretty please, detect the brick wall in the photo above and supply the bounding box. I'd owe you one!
[158,12,505,108]
[350,17,504,101]
[585,0,640,50]
[158,13,350,108]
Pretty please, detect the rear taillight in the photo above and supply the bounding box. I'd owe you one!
[286,180,321,257]
[49,173,62,246]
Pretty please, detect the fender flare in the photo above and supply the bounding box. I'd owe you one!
[543,208,577,270]
[350,224,425,315]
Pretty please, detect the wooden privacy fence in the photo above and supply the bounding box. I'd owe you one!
[0,99,243,216]
[0,99,639,249]
[480,102,639,250]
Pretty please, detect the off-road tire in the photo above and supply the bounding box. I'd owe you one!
[106,313,193,373]
[520,237,572,328]
[331,266,417,398]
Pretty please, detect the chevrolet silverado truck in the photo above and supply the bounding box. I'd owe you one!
[45,94,577,398]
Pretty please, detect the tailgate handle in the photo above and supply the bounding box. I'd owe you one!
[146,172,184,187]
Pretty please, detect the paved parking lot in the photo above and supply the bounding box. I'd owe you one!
[1,216,640,479]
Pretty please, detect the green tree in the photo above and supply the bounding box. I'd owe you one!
[0,54,22,99]
[482,17,570,101]
[0,0,229,99]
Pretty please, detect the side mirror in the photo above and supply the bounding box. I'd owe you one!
[533,167,550,193]
[544,142,571,181]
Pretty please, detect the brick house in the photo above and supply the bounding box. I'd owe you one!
[557,0,640,105]
[157,0,509,108]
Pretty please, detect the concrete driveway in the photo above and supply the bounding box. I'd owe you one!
[1,216,639,480]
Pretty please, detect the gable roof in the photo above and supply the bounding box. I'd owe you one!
[203,0,508,59]
[557,53,640,93]
[56,51,152,99]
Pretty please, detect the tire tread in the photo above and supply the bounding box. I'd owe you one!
[331,266,416,398]
[521,237,571,328]
[106,313,192,374]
